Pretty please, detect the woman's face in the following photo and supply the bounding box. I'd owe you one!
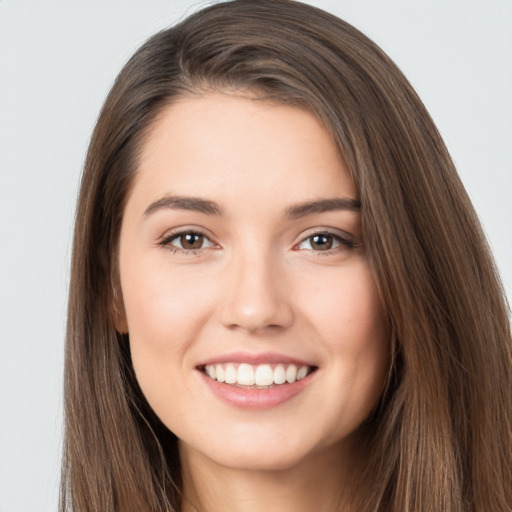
[116,92,390,472]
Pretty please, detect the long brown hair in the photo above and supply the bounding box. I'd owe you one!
[61,1,512,510]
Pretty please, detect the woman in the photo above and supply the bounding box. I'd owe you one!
[61,1,512,511]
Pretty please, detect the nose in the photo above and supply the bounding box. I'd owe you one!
[220,250,294,333]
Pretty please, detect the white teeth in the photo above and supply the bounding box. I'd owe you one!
[225,364,237,384]
[237,363,255,386]
[273,364,286,384]
[215,364,225,383]
[203,362,313,387]
[206,365,216,380]
[286,364,297,383]
[255,364,274,386]
[296,365,308,380]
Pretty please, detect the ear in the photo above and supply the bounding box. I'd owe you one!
[111,283,129,334]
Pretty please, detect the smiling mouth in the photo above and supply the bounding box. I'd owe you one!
[200,362,317,389]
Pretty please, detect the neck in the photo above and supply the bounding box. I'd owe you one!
[179,440,363,512]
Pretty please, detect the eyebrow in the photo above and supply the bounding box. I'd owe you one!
[285,197,361,219]
[143,195,223,217]
[143,194,360,219]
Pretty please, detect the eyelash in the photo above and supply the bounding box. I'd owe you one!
[157,229,216,256]
[157,229,356,256]
[295,230,356,255]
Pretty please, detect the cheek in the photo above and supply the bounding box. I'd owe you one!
[300,263,390,401]
[121,258,216,343]
[120,271,207,429]
[119,258,218,400]
[300,263,388,346]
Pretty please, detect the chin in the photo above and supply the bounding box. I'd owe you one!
[221,447,305,472]
[177,423,336,473]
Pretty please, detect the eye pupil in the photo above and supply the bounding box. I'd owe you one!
[311,234,333,250]
[180,233,203,249]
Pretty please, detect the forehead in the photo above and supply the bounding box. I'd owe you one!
[129,92,356,215]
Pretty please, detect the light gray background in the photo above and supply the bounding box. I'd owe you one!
[1,1,511,510]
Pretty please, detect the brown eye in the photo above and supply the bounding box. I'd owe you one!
[296,231,354,252]
[179,233,204,249]
[309,234,333,250]
[159,230,216,252]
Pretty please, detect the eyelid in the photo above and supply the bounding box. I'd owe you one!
[296,226,355,243]
[294,227,357,251]
[157,226,220,253]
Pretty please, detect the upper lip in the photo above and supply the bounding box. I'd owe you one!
[196,351,316,368]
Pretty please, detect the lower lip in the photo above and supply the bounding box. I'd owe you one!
[198,370,315,410]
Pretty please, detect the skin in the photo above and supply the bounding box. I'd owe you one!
[116,92,390,512]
